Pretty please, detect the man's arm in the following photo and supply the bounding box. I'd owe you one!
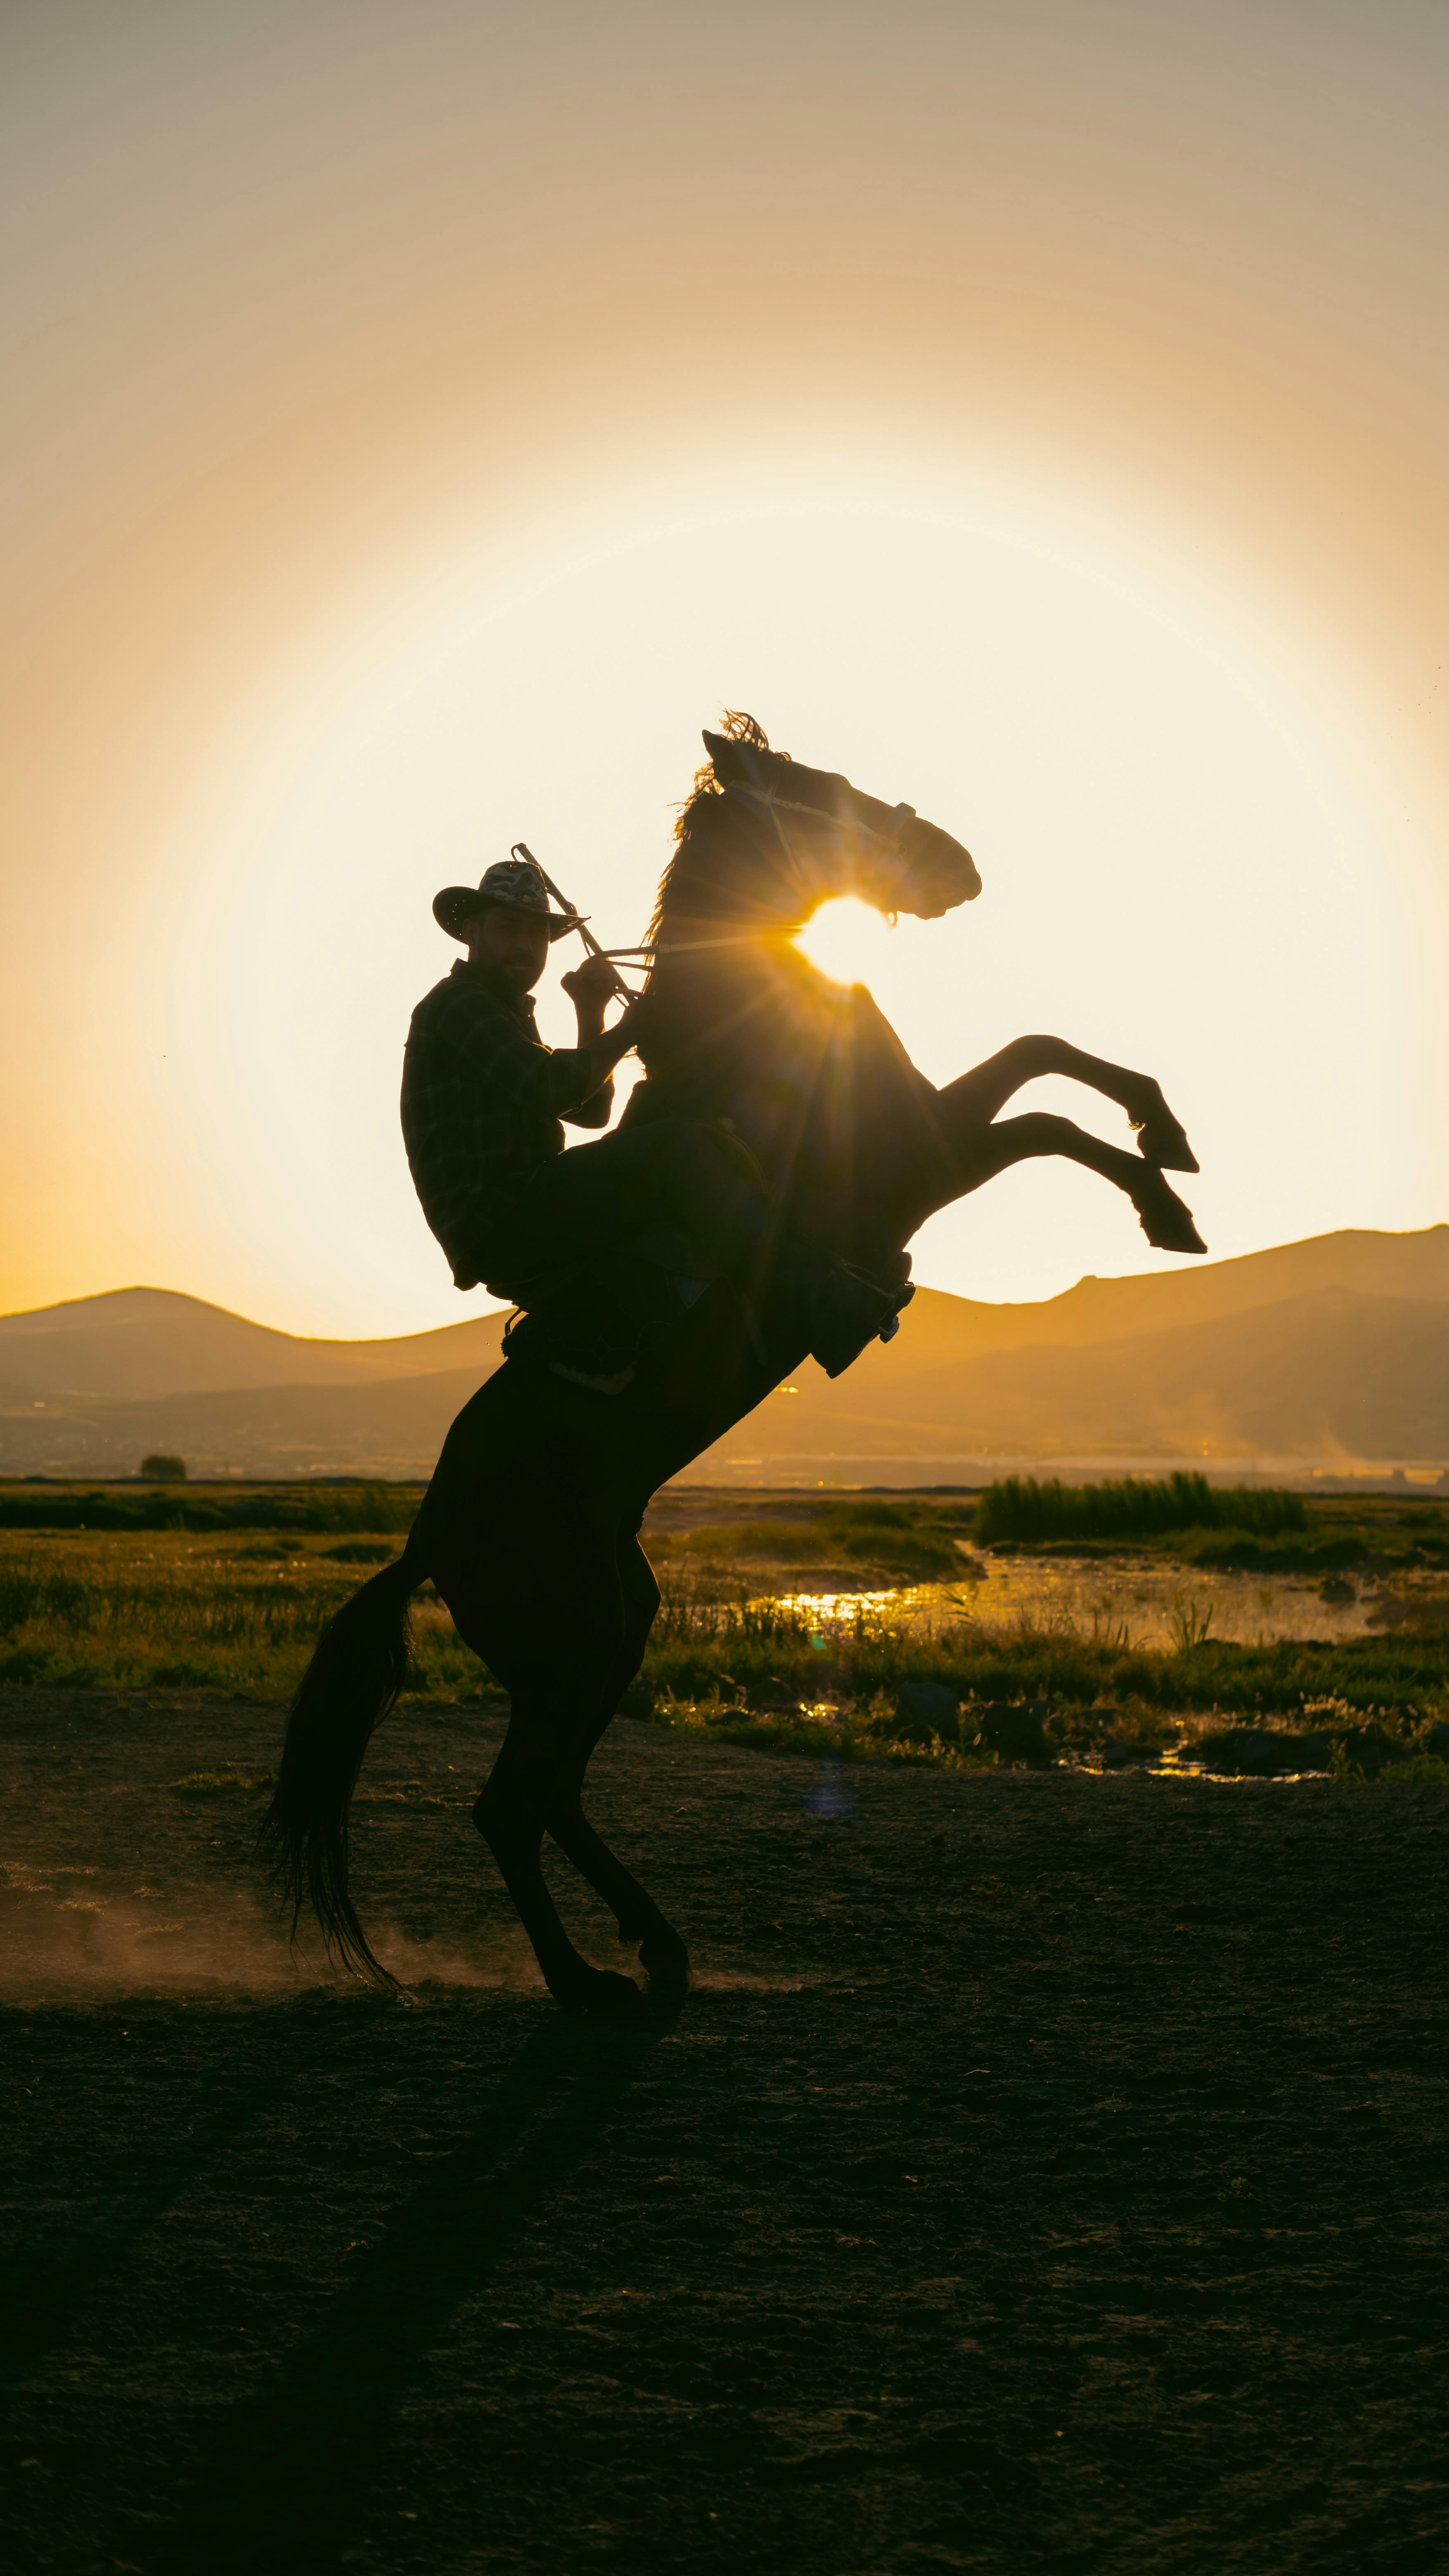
[445,982,606,1121]
[560,954,651,1107]
[561,958,615,1129]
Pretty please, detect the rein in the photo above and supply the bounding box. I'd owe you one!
[602,927,804,961]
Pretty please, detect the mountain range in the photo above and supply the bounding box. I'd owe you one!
[2,1226,1446,1480]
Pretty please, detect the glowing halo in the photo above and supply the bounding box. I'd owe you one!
[135,457,1434,1333]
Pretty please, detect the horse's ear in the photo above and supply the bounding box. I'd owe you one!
[703,728,769,794]
[701,729,752,794]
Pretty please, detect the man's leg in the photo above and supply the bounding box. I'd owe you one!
[482,1119,913,1382]
[488,1118,776,1289]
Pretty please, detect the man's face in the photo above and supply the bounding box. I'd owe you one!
[466,903,550,992]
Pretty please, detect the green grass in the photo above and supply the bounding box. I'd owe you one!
[2,1509,1447,1776]
[1377,1752,1449,1785]
[0,1551,363,1691]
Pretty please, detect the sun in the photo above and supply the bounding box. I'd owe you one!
[794,897,901,989]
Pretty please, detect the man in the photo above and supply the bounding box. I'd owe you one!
[400,853,775,1310]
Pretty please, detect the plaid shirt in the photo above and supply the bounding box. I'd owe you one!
[400,959,612,1287]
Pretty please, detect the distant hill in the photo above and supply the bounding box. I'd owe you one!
[2,1227,1445,1478]
[0,1284,508,1404]
[0,1365,494,1480]
[879,1222,1449,1358]
[696,1284,1449,1469]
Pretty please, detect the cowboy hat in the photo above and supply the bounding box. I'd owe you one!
[433,854,586,943]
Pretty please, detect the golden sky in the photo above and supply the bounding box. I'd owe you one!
[4,0,1448,1335]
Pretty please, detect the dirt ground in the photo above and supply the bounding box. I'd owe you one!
[2,1687,1447,2576]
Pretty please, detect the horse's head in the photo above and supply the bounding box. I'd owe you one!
[694,720,980,930]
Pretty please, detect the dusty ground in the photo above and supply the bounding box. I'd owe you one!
[2,1687,1447,2576]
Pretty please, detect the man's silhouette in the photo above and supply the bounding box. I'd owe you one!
[401,853,773,1313]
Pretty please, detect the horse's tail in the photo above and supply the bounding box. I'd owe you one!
[260,1541,423,1988]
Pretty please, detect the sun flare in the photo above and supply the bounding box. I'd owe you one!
[795,897,902,990]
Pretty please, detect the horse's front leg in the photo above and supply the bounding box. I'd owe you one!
[937,1036,1198,1172]
[942,1110,1206,1254]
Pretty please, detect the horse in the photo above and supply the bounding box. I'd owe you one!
[263,714,1205,2015]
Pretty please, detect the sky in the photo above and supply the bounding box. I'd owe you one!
[3,0,1448,1338]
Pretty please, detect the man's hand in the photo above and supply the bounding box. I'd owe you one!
[560,952,628,1016]
[561,953,653,1098]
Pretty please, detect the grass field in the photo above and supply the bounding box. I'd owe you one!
[2,1481,1447,1773]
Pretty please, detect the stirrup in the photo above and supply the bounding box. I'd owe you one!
[809,1261,915,1380]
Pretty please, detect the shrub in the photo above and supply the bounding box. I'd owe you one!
[974,1473,1306,1546]
[140,1453,187,1482]
[0,1483,419,1535]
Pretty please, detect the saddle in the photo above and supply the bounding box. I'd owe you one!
[489,1224,716,1397]
[490,1230,914,1396]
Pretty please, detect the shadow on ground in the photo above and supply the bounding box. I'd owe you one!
[2,1689,1447,2574]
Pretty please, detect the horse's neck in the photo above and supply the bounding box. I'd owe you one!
[644,938,833,1062]
[670,787,861,929]
[641,944,922,1162]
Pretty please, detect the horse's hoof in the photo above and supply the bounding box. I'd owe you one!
[1129,1087,1200,1174]
[619,1916,691,1989]
[637,1927,691,1990]
[553,1965,644,2020]
[1131,1171,1207,1255]
[1132,1114,1200,1174]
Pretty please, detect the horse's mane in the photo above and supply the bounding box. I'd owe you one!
[646,710,791,945]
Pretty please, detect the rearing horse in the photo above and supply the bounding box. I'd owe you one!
[265,715,1204,2014]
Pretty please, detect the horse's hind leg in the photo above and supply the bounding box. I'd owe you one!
[476,1705,688,2003]
[453,1506,685,2011]
[474,1720,646,2017]
[533,1531,690,1988]
[537,1762,690,1988]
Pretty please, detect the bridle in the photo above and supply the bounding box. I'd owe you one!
[516,773,923,988]
[614,776,921,963]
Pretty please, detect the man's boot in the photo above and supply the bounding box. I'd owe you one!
[808,1254,915,1380]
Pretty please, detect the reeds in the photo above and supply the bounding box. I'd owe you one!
[975,1473,1307,1545]
[654,1497,962,1580]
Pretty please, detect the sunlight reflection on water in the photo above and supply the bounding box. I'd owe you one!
[770,1560,1403,1649]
